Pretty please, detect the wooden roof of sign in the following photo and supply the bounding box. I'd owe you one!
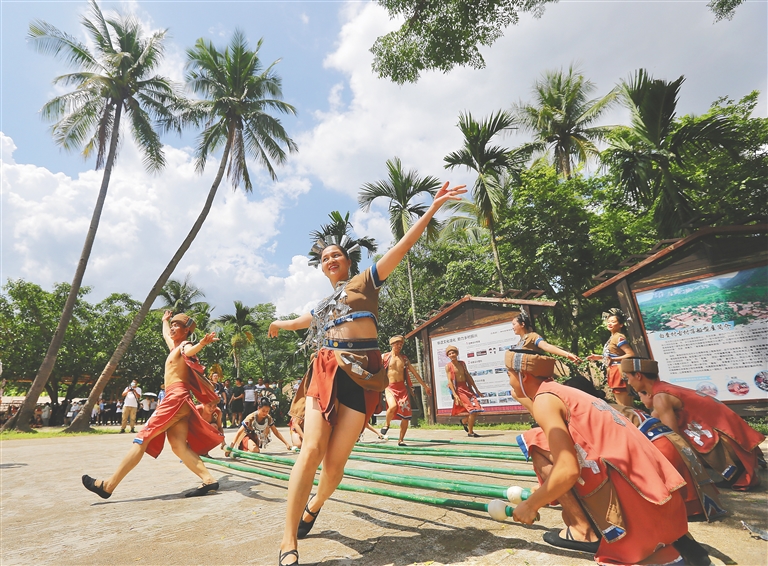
[404,293,557,340]
[583,224,768,298]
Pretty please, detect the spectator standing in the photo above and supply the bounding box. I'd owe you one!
[243,378,257,419]
[230,378,244,426]
[116,400,123,425]
[41,403,51,427]
[255,378,267,400]
[149,397,157,419]
[157,383,166,404]
[222,379,233,428]
[211,373,227,427]
[140,396,152,423]
[121,380,142,433]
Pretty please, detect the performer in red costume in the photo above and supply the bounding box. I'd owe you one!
[445,345,484,437]
[622,357,766,491]
[82,312,224,499]
[507,349,709,566]
[380,335,432,446]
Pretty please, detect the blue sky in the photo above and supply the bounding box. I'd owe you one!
[1,0,766,320]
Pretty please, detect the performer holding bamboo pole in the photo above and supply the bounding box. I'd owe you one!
[268,182,466,566]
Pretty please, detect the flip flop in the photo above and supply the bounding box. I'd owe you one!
[460,420,469,433]
[542,527,600,554]
[82,475,112,499]
[184,481,219,497]
[380,426,389,436]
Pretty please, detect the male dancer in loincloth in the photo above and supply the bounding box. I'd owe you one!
[82,311,224,499]
[380,335,432,446]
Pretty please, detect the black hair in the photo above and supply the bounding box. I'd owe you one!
[562,373,607,400]
[605,307,627,325]
[258,397,272,409]
[513,311,533,331]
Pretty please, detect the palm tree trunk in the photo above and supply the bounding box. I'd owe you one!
[488,220,506,294]
[4,103,124,432]
[405,253,430,422]
[65,130,234,432]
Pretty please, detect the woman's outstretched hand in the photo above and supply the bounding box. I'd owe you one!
[432,182,467,209]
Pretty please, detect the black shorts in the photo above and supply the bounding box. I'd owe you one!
[335,368,366,414]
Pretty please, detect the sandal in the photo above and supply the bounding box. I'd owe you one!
[398,441,407,446]
[468,432,480,438]
[82,475,112,499]
[460,419,469,433]
[184,481,219,497]
[297,495,321,539]
[380,426,389,436]
[278,549,299,566]
[542,527,600,554]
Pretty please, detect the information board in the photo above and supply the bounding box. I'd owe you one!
[635,265,768,403]
[430,321,527,415]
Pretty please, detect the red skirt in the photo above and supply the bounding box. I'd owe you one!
[386,381,412,420]
[451,383,484,416]
[306,348,381,427]
[607,364,626,391]
[135,382,224,459]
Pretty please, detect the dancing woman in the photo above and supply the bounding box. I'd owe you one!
[586,308,636,406]
[269,182,466,566]
[511,311,581,363]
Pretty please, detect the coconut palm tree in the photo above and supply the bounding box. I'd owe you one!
[217,301,257,381]
[66,30,297,432]
[358,157,441,372]
[157,276,207,314]
[603,69,739,237]
[512,65,616,179]
[444,110,520,293]
[6,1,176,432]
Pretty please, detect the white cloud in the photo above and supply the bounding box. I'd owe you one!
[300,12,309,25]
[0,130,314,316]
[292,0,766,202]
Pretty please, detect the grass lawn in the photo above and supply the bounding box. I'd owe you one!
[0,426,122,441]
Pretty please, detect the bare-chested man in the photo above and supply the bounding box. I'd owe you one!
[82,311,224,499]
[380,335,432,446]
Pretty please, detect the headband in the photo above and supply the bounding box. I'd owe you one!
[504,349,556,378]
[389,335,404,345]
[170,313,197,333]
[620,358,658,374]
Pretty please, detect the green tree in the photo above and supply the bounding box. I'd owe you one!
[156,276,207,314]
[371,0,555,84]
[604,69,739,237]
[680,92,768,227]
[217,301,257,381]
[708,0,746,20]
[67,30,297,432]
[512,65,616,179]
[7,2,175,431]
[359,156,441,370]
[444,110,519,293]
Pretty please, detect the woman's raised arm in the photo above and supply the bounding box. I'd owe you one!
[375,182,466,281]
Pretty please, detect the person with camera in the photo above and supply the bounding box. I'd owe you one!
[120,380,142,433]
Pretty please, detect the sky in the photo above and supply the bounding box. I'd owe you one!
[1,0,766,321]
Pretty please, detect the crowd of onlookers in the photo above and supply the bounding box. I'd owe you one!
[0,374,293,430]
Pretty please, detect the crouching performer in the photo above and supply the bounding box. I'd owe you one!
[623,357,766,491]
[227,397,292,454]
[508,349,710,566]
[82,312,224,499]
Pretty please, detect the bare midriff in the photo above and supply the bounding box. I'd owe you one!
[164,347,190,387]
[324,318,378,343]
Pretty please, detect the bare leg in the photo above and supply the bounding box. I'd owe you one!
[384,389,396,430]
[399,419,409,443]
[467,412,477,434]
[280,398,332,558]
[290,431,303,448]
[531,447,599,542]
[101,441,148,493]
[166,418,215,485]
[310,403,365,513]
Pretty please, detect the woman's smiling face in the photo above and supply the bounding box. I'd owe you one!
[321,245,351,281]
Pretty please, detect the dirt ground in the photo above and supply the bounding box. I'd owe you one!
[1,426,767,566]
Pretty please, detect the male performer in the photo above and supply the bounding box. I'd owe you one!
[507,349,709,566]
[622,357,766,491]
[82,311,224,499]
[380,335,432,446]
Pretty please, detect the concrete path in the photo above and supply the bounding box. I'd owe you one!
[1,427,766,565]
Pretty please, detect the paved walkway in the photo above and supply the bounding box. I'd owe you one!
[1,427,766,565]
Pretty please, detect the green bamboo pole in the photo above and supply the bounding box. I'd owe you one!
[201,456,519,517]
[346,453,537,477]
[352,444,528,462]
[402,438,523,449]
[226,448,533,500]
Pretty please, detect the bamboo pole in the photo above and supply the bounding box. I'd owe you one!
[351,444,528,462]
[402,438,523,449]
[201,456,519,517]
